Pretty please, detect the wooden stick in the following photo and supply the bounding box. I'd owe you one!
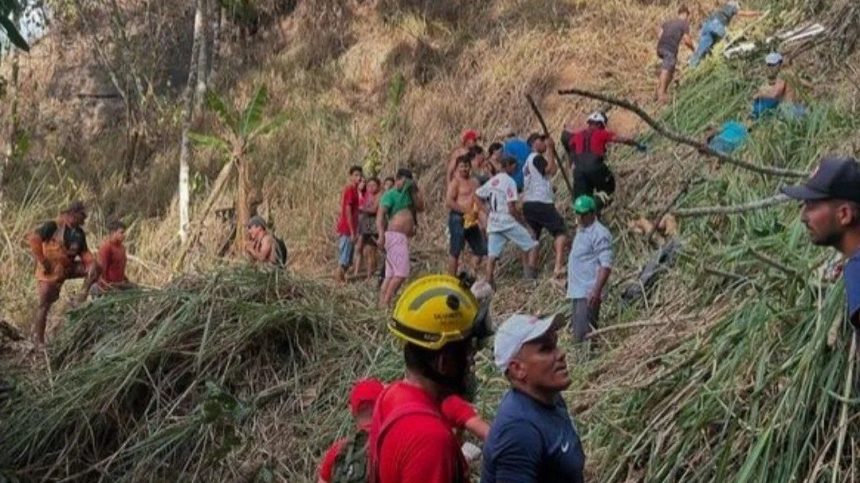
[525,94,575,199]
[673,194,791,218]
[557,87,808,178]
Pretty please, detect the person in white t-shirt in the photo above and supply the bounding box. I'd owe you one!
[475,156,539,285]
[523,133,569,279]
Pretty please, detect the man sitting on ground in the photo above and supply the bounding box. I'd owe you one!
[91,220,135,297]
[567,195,614,343]
[245,216,285,267]
[447,155,487,277]
[482,313,585,482]
[751,52,807,120]
[377,168,425,307]
[523,133,568,279]
[27,201,99,346]
[655,5,695,104]
[475,156,539,286]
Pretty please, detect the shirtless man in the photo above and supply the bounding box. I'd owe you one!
[447,155,487,276]
[27,201,99,346]
[447,129,481,182]
[245,216,279,265]
[751,52,807,119]
[377,168,425,307]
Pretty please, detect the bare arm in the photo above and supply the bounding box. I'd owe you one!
[412,187,426,213]
[737,9,761,18]
[593,267,612,297]
[544,138,558,176]
[608,135,640,147]
[509,201,527,226]
[376,204,388,246]
[28,232,46,265]
[446,179,461,213]
[464,416,491,441]
[683,32,695,51]
[259,235,274,262]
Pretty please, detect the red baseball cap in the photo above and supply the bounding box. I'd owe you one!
[348,378,385,415]
[462,129,480,145]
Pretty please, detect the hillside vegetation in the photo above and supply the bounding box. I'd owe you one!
[2,0,860,481]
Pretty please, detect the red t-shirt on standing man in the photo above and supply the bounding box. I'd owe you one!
[336,184,360,237]
[569,128,617,156]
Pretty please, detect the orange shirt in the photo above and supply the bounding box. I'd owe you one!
[98,241,127,287]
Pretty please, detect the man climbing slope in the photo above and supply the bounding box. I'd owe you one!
[782,156,860,328]
[655,5,695,104]
[27,201,99,346]
[689,1,761,67]
[566,112,646,208]
[522,133,568,279]
[377,168,425,308]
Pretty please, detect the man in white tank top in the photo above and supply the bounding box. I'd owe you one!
[522,133,569,279]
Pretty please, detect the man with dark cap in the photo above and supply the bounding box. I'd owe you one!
[245,215,286,267]
[27,201,99,346]
[782,156,860,328]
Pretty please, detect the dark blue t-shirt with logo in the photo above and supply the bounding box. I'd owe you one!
[846,252,860,326]
[481,388,585,483]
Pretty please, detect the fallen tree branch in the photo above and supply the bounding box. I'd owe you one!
[557,88,808,178]
[749,248,802,278]
[586,319,670,338]
[673,194,791,218]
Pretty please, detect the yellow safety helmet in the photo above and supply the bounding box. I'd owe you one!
[389,274,480,350]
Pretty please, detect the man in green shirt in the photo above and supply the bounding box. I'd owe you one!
[376,168,425,308]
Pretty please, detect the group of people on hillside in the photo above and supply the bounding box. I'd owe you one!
[26,202,133,346]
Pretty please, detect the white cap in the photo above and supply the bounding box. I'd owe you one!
[497,125,516,138]
[765,52,783,66]
[493,313,564,372]
[587,111,607,125]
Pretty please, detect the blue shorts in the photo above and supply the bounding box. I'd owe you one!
[337,235,354,268]
[449,212,487,258]
[488,224,538,259]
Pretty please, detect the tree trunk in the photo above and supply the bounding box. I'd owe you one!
[193,0,210,115]
[178,0,205,242]
[234,152,251,252]
[1,51,19,191]
[207,2,223,86]
[175,158,236,270]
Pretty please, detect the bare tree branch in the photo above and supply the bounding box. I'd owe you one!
[673,194,791,218]
[557,87,808,178]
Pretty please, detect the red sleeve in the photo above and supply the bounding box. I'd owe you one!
[441,395,477,430]
[318,438,346,482]
[378,416,463,483]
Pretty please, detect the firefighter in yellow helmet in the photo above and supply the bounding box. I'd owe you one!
[368,274,492,483]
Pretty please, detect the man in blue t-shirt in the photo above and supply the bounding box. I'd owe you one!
[782,156,860,327]
[498,126,531,191]
[482,313,585,483]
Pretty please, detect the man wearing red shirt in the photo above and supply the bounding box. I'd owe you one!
[92,220,135,297]
[369,275,492,483]
[565,112,646,207]
[318,378,385,483]
[335,165,364,283]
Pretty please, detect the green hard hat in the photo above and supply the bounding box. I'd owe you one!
[573,195,597,214]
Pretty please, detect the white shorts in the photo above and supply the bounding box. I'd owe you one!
[487,224,538,258]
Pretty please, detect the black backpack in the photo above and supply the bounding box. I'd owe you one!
[273,236,288,268]
[331,429,369,483]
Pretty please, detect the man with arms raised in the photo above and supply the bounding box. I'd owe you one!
[782,156,860,328]
[523,133,568,279]
[482,313,585,482]
[377,168,425,307]
[447,155,487,277]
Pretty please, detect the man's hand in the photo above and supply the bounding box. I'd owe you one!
[377,234,386,250]
[351,232,359,244]
[587,289,602,310]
